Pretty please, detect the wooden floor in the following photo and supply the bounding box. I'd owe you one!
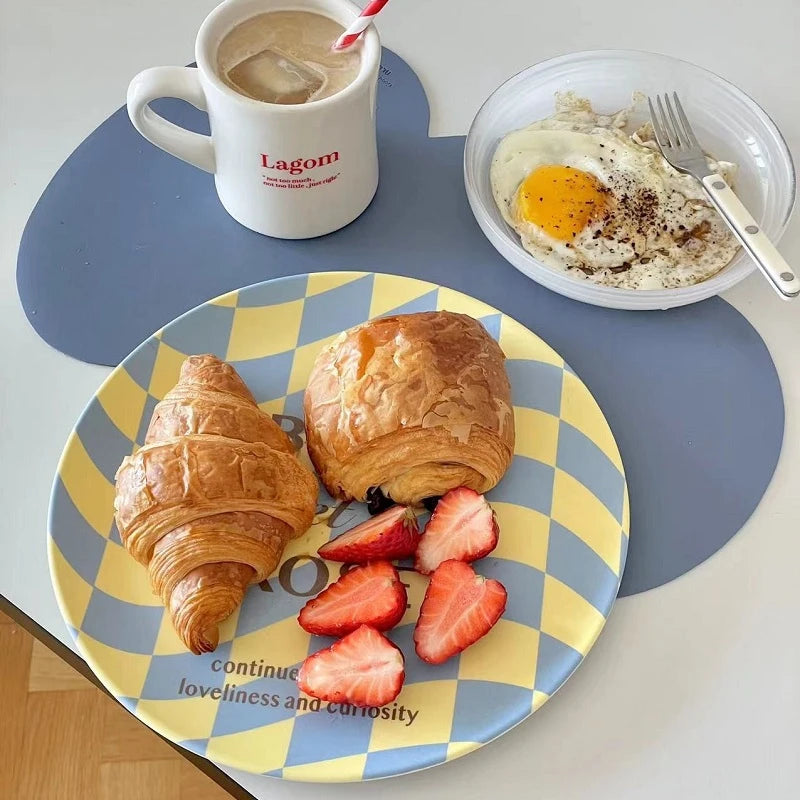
[0,611,231,800]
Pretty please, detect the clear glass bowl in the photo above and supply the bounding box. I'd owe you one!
[464,50,796,310]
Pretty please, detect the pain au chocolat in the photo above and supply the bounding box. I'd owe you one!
[303,311,515,506]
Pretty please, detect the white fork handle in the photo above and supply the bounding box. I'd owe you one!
[702,175,799,300]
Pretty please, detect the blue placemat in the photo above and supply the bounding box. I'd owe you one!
[17,48,784,596]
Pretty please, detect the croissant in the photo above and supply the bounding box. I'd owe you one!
[114,354,318,654]
[304,311,514,506]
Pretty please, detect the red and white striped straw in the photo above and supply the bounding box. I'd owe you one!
[333,0,391,50]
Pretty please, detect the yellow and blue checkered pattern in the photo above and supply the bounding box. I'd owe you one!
[48,272,629,781]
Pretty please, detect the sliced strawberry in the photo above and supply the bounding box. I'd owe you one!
[297,624,405,707]
[414,487,499,575]
[298,561,407,637]
[414,559,507,664]
[318,505,420,563]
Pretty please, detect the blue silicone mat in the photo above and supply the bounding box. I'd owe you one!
[17,48,784,596]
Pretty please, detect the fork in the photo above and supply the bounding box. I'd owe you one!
[648,93,799,299]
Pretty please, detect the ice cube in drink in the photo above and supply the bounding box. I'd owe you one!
[225,48,324,104]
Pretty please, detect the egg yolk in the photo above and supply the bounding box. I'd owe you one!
[516,165,608,241]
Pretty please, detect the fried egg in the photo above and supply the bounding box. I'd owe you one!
[490,93,740,289]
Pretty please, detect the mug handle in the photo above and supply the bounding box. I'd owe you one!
[127,66,216,173]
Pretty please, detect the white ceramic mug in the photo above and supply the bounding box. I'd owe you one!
[127,0,380,239]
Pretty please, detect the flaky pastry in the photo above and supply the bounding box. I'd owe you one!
[114,355,317,654]
[304,311,514,505]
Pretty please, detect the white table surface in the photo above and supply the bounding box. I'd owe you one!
[2,1,799,797]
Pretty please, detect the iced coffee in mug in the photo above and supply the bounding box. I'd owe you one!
[127,0,380,238]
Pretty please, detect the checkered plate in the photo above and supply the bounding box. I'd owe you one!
[48,272,629,781]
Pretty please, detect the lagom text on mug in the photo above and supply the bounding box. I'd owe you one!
[261,151,340,175]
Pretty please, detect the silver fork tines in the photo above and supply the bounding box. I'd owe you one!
[671,93,699,148]
[648,93,709,176]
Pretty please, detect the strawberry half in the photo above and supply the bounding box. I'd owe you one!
[297,624,405,707]
[414,487,499,575]
[318,504,420,563]
[298,561,407,637]
[413,559,507,664]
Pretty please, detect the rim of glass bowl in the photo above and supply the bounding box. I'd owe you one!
[464,49,796,309]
